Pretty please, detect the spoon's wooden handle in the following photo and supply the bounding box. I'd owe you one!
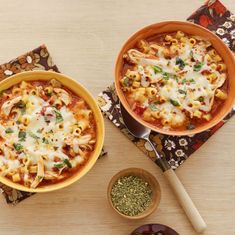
[163,168,206,233]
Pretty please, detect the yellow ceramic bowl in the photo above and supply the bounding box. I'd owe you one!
[0,71,105,193]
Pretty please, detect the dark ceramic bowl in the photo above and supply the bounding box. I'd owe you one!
[130,224,179,235]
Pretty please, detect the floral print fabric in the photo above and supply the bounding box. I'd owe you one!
[0,45,106,204]
[188,0,235,52]
[98,0,235,170]
[0,45,59,81]
[0,45,59,204]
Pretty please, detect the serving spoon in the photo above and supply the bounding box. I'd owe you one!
[120,104,206,233]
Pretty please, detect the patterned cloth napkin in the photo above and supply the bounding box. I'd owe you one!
[0,45,106,204]
[98,0,235,168]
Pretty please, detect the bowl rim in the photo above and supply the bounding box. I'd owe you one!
[107,167,161,220]
[114,20,235,136]
[130,223,179,235]
[0,70,105,193]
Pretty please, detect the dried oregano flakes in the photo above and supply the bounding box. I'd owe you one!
[111,175,152,216]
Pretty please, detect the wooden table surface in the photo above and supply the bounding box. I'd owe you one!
[0,0,234,234]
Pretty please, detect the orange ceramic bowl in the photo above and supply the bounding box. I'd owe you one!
[115,21,235,136]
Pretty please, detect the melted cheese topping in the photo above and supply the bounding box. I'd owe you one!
[0,80,96,188]
[1,95,76,170]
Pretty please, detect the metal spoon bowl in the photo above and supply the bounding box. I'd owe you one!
[120,103,170,172]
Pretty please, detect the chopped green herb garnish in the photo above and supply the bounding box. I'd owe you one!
[152,65,163,73]
[5,128,14,134]
[181,78,195,84]
[63,159,72,168]
[54,162,65,169]
[172,74,179,81]
[18,131,26,141]
[199,96,204,102]
[54,157,72,170]
[170,99,180,106]
[187,124,195,130]
[123,77,130,87]
[154,101,160,104]
[162,72,170,80]
[16,101,26,109]
[48,130,53,133]
[149,103,159,111]
[13,143,23,151]
[176,57,185,69]
[54,109,64,124]
[21,107,26,115]
[178,89,187,95]
[16,101,26,115]
[37,176,43,180]
[28,131,40,139]
[42,137,49,144]
[190,50,194,58]
[37,129,43,133]
[54,159,72,169]
[193,62,204,72]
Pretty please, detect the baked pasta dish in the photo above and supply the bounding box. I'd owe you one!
[0,79,96,188]
[120,31,228,131]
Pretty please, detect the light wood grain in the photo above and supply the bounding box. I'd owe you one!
[0,0,234,234]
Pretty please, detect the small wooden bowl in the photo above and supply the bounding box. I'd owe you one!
[107,168,161,219]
